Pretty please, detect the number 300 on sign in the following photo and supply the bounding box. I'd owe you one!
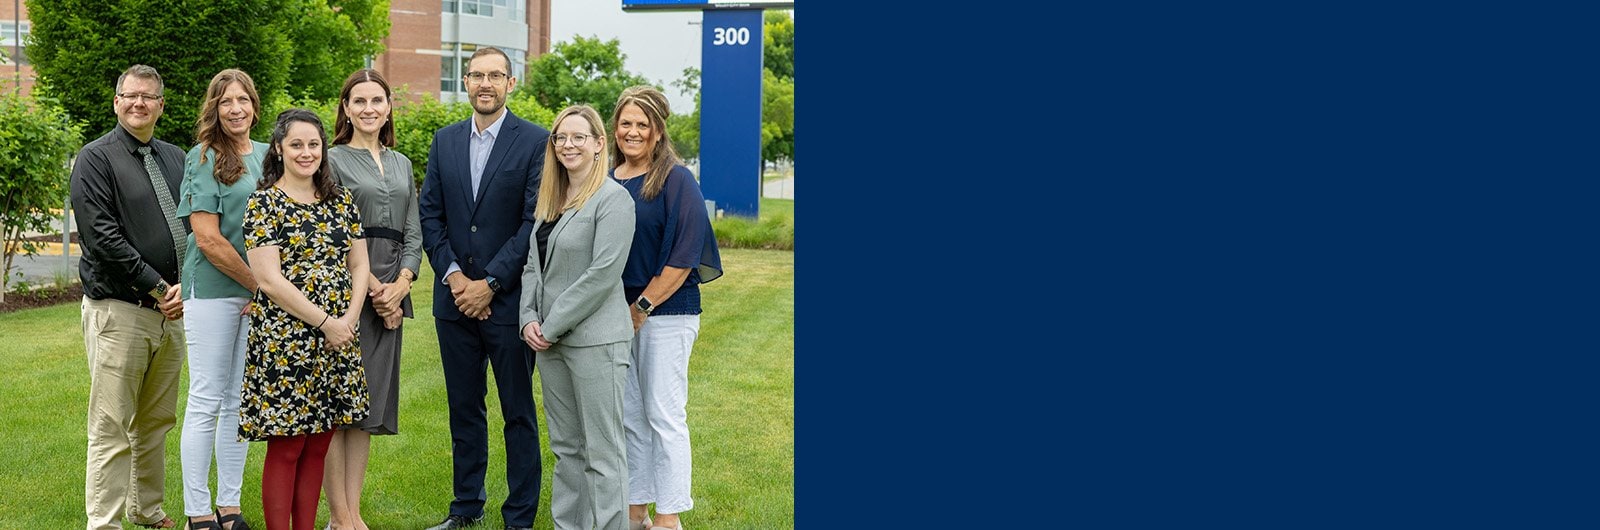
[712,27,750,45]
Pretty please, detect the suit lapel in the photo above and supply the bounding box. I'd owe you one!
[453,122,478,219]
[543,207,575,272]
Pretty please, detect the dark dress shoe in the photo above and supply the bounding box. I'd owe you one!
[424,515,483,530]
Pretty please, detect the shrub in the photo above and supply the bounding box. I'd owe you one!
[0,93,83,302]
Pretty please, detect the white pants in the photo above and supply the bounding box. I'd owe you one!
[179,297,250,516]
[624,314,699,514]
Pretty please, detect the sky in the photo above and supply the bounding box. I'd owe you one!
[549,2,794,115]
[550,1,705,114]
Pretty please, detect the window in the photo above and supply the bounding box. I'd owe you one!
[0,22,29,65]
[441,42,528,95]
[445,0,524,22]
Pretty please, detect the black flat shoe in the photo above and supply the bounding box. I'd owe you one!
[216,510,251,530]
[185,516,224,530]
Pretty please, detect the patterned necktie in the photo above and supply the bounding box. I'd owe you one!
[137,146,186,269]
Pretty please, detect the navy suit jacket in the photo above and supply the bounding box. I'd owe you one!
[419,110,550,325]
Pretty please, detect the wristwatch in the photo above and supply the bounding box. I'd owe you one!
[633,296,655,315]
[148,279,171,300]
[485,275,503,293]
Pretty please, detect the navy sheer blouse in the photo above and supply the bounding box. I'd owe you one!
[611,165,723,316]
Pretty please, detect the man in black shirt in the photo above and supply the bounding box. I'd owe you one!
[71,64,188,530]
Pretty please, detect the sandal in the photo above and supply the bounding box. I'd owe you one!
[185,516,224,530]
[216,511,252,530]
[134,516,177,529]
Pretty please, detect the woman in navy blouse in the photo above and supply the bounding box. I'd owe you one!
[608,85,722,530]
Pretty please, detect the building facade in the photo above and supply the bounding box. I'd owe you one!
[0,1,550,101]
[379,0,551,102]
[0,0,35,97]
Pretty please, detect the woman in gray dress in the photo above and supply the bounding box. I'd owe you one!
[320,68,420,530]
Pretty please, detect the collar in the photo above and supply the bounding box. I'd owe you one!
[470,109,510,139]
[113,124,154,155]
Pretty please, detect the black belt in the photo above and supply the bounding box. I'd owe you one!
[364,227,404,242]
[131,296,160,311]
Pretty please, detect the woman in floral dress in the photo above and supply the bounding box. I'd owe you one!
[241,108,370,530]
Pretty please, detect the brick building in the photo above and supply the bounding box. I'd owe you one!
[381,0,551,102]
[0,0,35,97]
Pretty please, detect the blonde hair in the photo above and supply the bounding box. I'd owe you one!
[535,105,610,222]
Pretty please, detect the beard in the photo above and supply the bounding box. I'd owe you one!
[472,91,506,116]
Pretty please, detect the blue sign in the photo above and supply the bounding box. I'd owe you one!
[698,9,764,218]
[622,0,793,11]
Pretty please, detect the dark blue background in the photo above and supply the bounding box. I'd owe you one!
[805,2,1600,528]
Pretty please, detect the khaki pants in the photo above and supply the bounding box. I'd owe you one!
[82,297,184,530]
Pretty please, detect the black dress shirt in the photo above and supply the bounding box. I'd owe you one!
[70,125,189,306]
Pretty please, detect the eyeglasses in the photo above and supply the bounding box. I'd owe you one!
[463,72,508,85]
[552,133,593,146]
[117,92,164,103]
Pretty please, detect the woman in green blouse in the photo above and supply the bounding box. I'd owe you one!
[176,69,267,530]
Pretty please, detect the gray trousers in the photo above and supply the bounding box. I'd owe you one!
[538,340,631,530]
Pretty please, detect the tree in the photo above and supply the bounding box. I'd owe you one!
[515,35,650,122]
[0,93,82,302]
[760,69,793,165]
[667,67,701,160]
[25,0,388,147]
[284,0,390,100]
[760,10,794,165]
[764,10,794,80]
[26,0,293,147]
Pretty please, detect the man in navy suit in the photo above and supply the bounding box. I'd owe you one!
[419,46,550,530]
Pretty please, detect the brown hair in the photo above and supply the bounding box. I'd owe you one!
[259,109,338,202]
[609,85,678,200]
[333,68,396,147]
[469,46,513,76]
[194,69,262,186]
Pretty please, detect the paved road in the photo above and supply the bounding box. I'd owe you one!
[8,250,79,291]
[763,176,794,199]
[8,212,79,292]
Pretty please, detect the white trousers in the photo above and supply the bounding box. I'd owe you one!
[623,314,699,514]
[179,297,250,516]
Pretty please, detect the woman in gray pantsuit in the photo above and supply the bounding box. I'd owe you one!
[322,68,421,530]
[519,104,637,530]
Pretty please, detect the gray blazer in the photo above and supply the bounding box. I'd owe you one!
[518,179,636,347]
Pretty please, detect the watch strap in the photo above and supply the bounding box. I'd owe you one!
[148,280,170,299]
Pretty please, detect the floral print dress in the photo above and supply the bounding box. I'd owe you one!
[239,186,370,440]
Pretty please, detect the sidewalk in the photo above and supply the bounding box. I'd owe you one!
[8,250,79,290]
[8,210,79,290]
[763,175,795,199]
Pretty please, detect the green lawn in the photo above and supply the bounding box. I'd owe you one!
[0,248,794,529]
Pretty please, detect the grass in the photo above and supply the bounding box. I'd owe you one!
[0,248,794,529]
[713,198,794,251]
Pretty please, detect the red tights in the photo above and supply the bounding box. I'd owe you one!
[262,430,335,530]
